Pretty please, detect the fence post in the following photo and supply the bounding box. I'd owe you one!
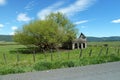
[3,53,7,64]
[33,51,36,63]
[79,49,82,58]
[68,51,70,60]
[57,49,61,60]
[115,47,117,53]
[43,49,47,62]
[16,52,20,63]
[106,48,109,55]
[50,49,53,61]
[117,48,119,56]
[98,48,103,56]
[89,49,92,57]
[67,45,70,60]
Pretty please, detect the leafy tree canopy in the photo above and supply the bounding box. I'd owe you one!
[14,12,77,51]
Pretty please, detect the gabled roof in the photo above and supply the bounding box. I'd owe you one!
[72,33,87,43]
[79,33,86,39]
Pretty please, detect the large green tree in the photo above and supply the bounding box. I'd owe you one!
[14,12,77,51]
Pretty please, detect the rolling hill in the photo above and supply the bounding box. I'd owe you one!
[87,36,120,42]
[0,35,13,42]
[0,35,120,42]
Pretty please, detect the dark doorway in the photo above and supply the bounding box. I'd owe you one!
[75,43,77,49]
[83,43,86,48]
[79,43,81,49]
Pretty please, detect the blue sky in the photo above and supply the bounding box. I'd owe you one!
[0,0,120,37]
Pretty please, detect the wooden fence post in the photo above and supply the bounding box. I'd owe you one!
[98,48,103,56]
[117,48,119,55]
[79,49,82,58]
[67,45,70,60]
[57,49,61,60]
[33,51,36,63]
[115,47,117,53]
[3,53,7,64]
[89,49,92,57]
[68,51,70,60]
[43,50,47,62]
[106,48,109,55]
[50,49,53,61]
[16,52,20,62]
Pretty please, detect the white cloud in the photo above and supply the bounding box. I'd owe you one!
[74,20,88,25]
[58,0,96,15]
[17,13,32,22]
[10,26,18,35]
[0,0,6,6]
[9,32,15,35]
[11,26,18,31]
[81,26,86,28]
[37,0,96,19]
[24,0,37,11]
[111,19,120,23]
[37,1,64,20]
[0,24,4,28]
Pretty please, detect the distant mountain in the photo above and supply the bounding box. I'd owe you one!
[87,36,120,42]
[0,35,13,42]
[0,35,120,42]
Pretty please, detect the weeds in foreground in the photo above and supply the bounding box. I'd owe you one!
[0,54,120,75]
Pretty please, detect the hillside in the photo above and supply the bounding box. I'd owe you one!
[87,36,120,42]
[0,35,120,42]
[0,35,13,42]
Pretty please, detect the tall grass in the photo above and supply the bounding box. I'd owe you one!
[0,42,120,75]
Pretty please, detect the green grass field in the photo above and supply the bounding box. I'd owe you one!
[88,41,120,47]
[0,41,120,75]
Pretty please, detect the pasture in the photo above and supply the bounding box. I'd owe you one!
[0,41,120,75]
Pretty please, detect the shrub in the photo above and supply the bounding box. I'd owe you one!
[62,61,75,67]
[108,54,120,62]
[52,61,62,69]
[33,61,52,71]
[89,57,106,64]
[0,66,25,75]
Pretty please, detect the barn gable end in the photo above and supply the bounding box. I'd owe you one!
[72,33,87,49]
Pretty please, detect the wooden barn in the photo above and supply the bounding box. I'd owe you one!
[62,33,87,49]
[72,33,87,49]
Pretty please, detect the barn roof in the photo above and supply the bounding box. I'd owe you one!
[72,33,87,43]
[79,33,86,39]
